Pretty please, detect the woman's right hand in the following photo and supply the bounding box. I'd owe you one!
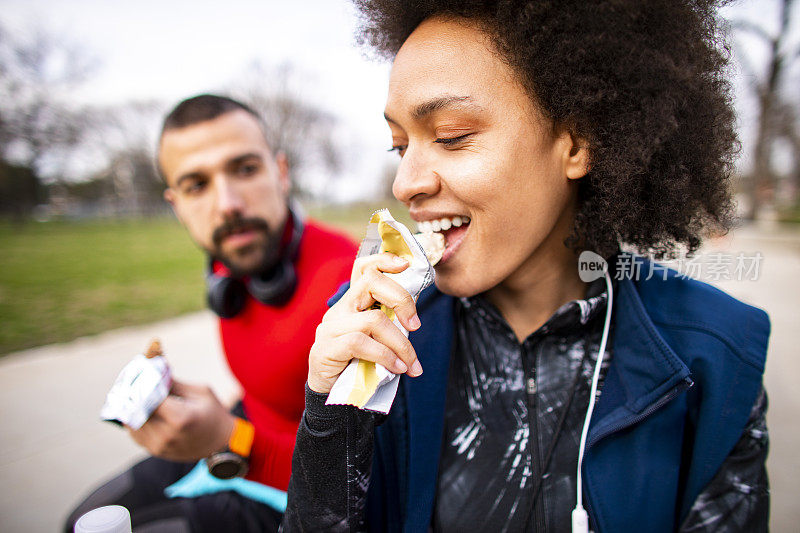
[307,252,424,395]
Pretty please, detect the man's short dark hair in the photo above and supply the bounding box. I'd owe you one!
[161,94,263,136]
[157,94,273,181]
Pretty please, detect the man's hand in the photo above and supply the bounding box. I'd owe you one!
[128,380,236,462]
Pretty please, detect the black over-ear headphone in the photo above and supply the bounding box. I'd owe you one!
[205,206,304,318]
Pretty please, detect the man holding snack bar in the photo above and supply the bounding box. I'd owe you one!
[65,94,357,532]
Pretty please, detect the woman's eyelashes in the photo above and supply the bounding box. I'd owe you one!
[388,144,407,155]
[388,133,474,157]
[434,133,473,147]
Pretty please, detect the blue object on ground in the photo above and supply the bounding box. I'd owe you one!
[164,460,287,512]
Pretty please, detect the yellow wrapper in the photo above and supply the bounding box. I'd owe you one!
[326,209,435,413]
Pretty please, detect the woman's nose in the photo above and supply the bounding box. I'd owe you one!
[391,147,441,204]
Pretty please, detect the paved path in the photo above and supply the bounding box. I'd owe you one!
[700,222,800,533]
[0,312,238,533]
[0,223,797,532]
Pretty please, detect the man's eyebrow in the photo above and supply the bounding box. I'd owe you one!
[226,152,263,169]
[175,172,204,188]
[173,153,263,187]
[384,95,481,124]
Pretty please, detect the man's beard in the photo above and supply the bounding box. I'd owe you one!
[211,214,284,278]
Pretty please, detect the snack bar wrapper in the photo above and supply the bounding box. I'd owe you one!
[326,209,435,413]
[100,340,172,429]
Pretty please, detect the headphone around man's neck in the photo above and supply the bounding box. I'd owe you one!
[205,206,304,318]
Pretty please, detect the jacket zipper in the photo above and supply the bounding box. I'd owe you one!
[582,377,694,531]
[522,353,547,533]
[532,375,547,533]
[586,377,693,451]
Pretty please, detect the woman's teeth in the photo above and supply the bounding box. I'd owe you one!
[417,216,470,233]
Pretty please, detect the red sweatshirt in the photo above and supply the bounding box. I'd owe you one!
[219,219,357,490]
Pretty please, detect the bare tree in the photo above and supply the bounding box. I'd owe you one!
[79,100,167,216]
[730,0,799,219]
[229,62,343,199]
[0,22,96,219]
[773,100,800,202]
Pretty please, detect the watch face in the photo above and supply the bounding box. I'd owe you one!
[207,452,248,479]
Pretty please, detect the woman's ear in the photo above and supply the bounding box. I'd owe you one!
[562,131,591,180]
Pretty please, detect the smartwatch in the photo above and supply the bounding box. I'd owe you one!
[207,417,255,479]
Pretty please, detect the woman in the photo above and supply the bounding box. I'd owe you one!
[283,1,770,531]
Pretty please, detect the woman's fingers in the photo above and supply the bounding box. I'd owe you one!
[308,309,423,394]
[330,309,419,371]
[308,332,403,394]
[307,251,424,395]
[346,265,420,332]
[350,252,408,285]
[345,252,419,331]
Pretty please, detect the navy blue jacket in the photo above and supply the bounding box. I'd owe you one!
[363,262,769,532]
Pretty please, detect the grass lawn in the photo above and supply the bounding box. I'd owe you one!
[0,201,412,355]
[0,218,206,355]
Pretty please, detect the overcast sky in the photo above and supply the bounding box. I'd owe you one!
[0,0,798,199]
[0,0,390,124]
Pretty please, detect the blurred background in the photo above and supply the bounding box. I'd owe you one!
[0,0,797,531]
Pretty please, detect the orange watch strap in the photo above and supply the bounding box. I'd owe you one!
[229,417,255,458]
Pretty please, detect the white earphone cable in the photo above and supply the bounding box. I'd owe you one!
[572,270,613,533]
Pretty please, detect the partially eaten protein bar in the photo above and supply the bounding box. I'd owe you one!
[414,231,445,266]
[100,338,172,429]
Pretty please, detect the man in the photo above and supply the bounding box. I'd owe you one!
[65,94,358,532]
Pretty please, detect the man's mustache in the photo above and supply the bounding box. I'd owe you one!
[212,216,271,248]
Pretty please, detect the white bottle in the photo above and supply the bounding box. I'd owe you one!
[74,505,132,533]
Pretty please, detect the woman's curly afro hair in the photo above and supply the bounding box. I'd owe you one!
[354,0,738,258]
